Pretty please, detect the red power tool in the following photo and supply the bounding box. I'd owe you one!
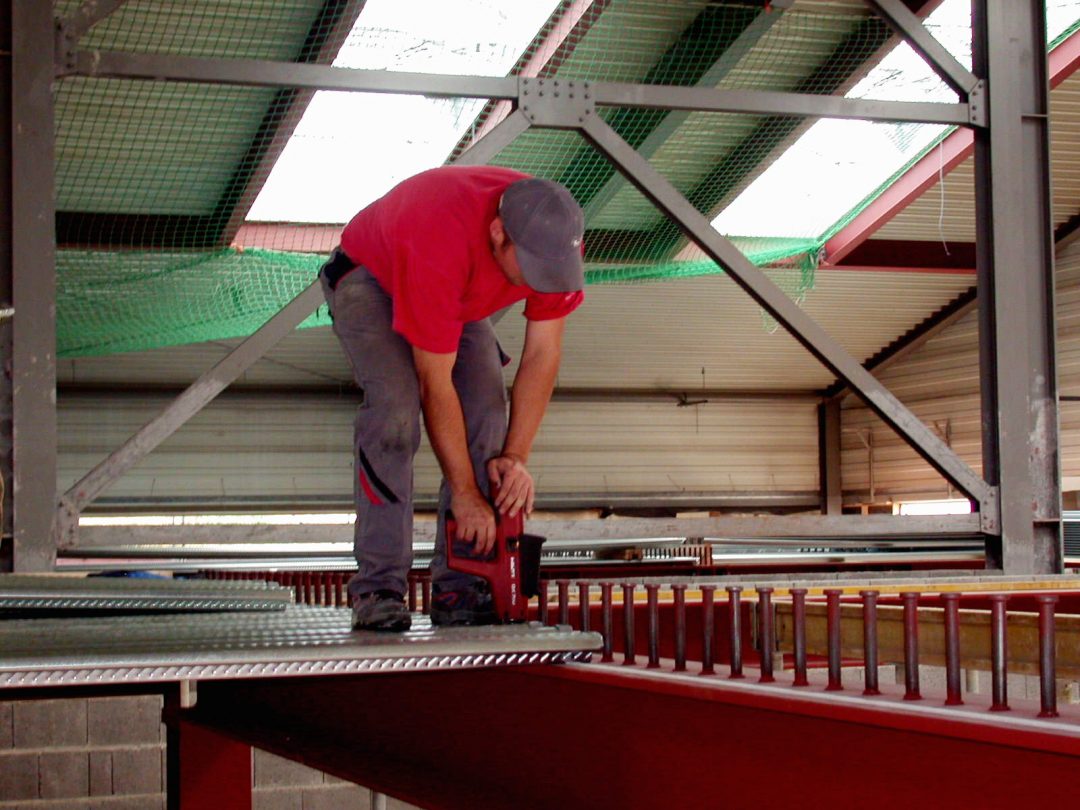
[445,488,545,623]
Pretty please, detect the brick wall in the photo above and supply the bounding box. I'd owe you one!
[0,696,419,810]
[0,695,164,810]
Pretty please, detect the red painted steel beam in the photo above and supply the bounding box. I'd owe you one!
[186,665,1080,809]
[175,719,252,810]
[824,25,1080,267]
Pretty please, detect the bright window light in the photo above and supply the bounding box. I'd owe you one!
[897,499,972,516]
[246,0,560,224]
[80,514,356,526]
[712,0,1080,241]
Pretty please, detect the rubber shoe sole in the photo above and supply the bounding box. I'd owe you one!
[352,596,412,632]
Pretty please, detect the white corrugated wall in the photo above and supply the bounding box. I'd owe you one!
[58,394,819,508]
[840,237,1080,502]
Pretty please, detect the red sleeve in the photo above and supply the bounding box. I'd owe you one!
[523,290,584,322]
[391,237,468,354]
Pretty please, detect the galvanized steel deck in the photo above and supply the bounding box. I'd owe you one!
[0,574,292,612]
[0,604,601,688]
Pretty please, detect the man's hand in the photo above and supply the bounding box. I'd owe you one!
[487,454,535,518]
[450,487,497,555]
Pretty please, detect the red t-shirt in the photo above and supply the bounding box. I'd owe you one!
[340,165,584,353]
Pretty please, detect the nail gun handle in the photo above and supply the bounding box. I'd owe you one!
[444,484,521,574]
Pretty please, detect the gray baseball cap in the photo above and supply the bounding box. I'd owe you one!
[499,178,585,293]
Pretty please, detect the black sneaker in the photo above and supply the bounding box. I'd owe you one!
[351,589,411,632]
[430,582,497,627]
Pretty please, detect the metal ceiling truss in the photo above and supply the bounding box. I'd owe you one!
[9,0,1059,571]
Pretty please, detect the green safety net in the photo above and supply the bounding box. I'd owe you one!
[49,0,1076,358]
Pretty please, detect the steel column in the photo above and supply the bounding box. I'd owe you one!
[578,113,994,517]
[972,0,1062,573]
[171,718,252,810]
[818,400,842,515]
[0,1,12,571]
[10,0,58,571]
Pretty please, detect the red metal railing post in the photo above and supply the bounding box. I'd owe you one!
[942,592,963,705]
[860,590,880,696]
[727,585,744,679]
[600,581,614,663]
[825,589,843,691]
[408,575,418,613]
[791,588,809,687]
[901,592,921,701]
[557,579,571,626]
[757,587,775,683]
[622,583,637,666]
[989,594,1009,711]
[646,583,661,669]
[1037,595,1059,718]
[700,585,716,676]
[577,581,591,632]
[673,583,687,672]
[421,577,431,616]
[538,580,549,625]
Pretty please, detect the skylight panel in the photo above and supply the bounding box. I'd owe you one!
[246,0,560,224]
[711,0,1080,242]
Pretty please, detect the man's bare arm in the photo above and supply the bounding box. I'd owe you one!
[489,317,566,517]
[412,347,496,553]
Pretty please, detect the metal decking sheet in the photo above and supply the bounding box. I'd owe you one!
[0,574,293,612]
[0,605,601,688]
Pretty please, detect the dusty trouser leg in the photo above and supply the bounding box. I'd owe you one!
[431,318,508,592]
[322,267,420,601]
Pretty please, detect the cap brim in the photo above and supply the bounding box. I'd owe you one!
[516,243,585,294]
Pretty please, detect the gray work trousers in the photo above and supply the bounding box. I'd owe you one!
[321,264,506,601]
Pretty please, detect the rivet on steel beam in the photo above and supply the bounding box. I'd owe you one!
[902,592,921,701]
[942,592,962,705]
[757,587,775,683]
[700,585,716,676]
[622,583,637,666]
[791,588,809,687]
[1037,595,1058,718]
[600,582,614,663]
[557,579,571,626]
[673,583,688,672]
[727,585,744,679]
[989,594,1009,711]
[860,590,880,696]
[577,581,591,632]
[645,583,661,669]
[825,589,843,691]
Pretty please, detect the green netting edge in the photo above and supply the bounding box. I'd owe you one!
[57,237,821,358]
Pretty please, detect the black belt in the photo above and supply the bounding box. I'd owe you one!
[320,247,358,291]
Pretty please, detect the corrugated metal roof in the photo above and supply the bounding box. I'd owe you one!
[872,57,1080,243]
[54,0,346,222]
